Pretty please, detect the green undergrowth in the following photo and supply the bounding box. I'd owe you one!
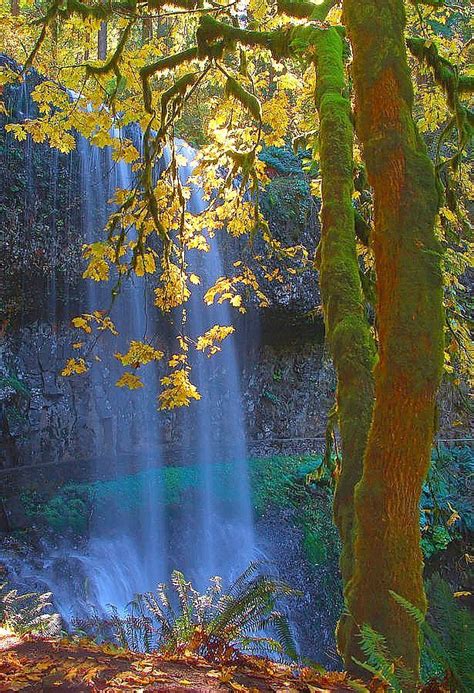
[18,447,472,570]
[250,454,340,567]
[420,445,473,560]
[20,454,338,568]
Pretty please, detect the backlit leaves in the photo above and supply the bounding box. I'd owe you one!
[82,242,115,282]
[134,251,157,277]
[196,325,235,356]
[154,263,191,312]
[159,368,201,410]
[72,312,118,336]
[5,0,470,414]
[115,341,164,368]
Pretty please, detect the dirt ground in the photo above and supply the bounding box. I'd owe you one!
[0,632,355,692]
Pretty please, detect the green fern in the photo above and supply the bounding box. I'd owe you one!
[354,623,416,691]
[389,590,425,626]
[77,562,299,662]
[389,583,473,692]
[0,581,61,636]
[422,577,474,692]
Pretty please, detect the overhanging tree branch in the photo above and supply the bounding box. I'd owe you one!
[277,0,337,20]
[407,36,473,172]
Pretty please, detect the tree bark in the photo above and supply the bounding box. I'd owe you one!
[11,0,19,16]
[310,25,376,660]
[98,21,107,60]
[142,16,153,44]
[342,0,444,677]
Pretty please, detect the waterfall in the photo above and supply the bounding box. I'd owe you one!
[169,140,255,588]
[41,132,256,618]
[0,69,255,619]
[69,129,169,614]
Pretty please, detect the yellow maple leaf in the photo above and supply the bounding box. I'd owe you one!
[5,123,27,141]
[61,358,88,377]
[159,369,201,410]
[72,316,92,333]
[154,263,191,312]
[116,372,144,389]
[134,251,156,277]
[115,341,164,367]
[196,325,235,356]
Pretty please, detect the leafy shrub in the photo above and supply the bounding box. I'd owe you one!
[421,525,452,560]
[74,563,299,662]
[250,455,340,568]
[22,485,91,534]
[302,526,327,565]
[260,176,311,243]
[42,489,90,533]
[420,445,473,560]
[258,146,304,176]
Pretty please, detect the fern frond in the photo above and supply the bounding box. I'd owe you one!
[0,582,61,637]
[357,624,402,690]
[389,590,425,626]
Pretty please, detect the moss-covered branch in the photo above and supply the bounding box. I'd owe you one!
[196,15,290,60]
[141,47,199,80]
[407,36,473,171]
[140,47,199,113]
[25,0,62,68]
[85,20,135,78]
[407,36,474,104]
[277,0,337,20]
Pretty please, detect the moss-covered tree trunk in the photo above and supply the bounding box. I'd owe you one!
[342,0,444,676]
[310,26,376,657]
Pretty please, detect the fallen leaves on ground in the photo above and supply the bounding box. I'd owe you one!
[0,633,359,692]
[0,633,451,692]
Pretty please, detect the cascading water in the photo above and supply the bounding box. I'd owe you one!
[67,133,255,612]
[8,128,256,621]
[0,66,255,620]
[63,129,169,616]
[168,140,255,587]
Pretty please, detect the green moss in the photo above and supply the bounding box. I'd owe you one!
[303,526,327,565]
[249,454,340,568]
[21,485,91,534]
[260,175,311,243]
[258,146,305,176]
[43,493,89,534]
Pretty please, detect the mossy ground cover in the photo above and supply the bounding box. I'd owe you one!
[19,454,340,569]
[18,447,472,569]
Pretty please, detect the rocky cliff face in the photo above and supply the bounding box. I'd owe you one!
[0,63,330,480]
[1,62,470,491]
[0,319,333,470]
